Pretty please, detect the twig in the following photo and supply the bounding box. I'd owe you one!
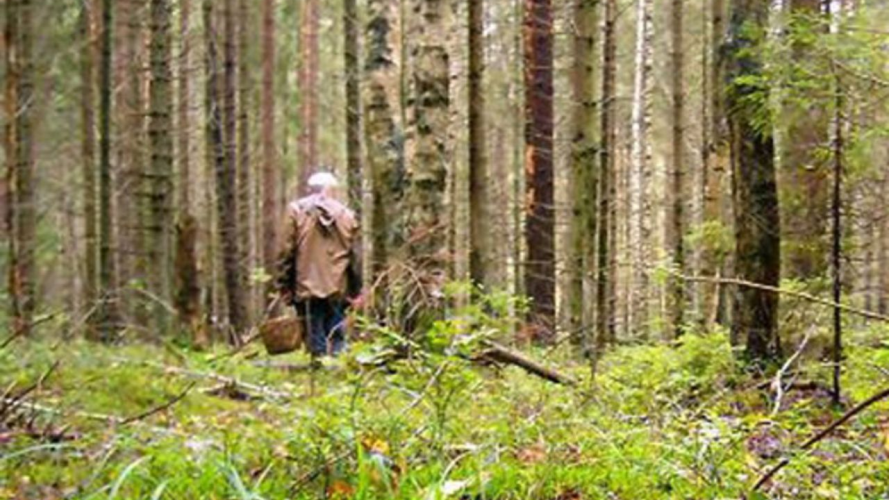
[672,273,889,323]
[750,386,889,493]
[1,361,60,415]
[118,382,196,426]
[771,327,813,416]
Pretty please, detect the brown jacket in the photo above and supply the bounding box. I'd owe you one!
[277,194,361,301]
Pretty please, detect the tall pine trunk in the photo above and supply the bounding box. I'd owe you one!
[80,0,99,329]
[406,0,451,274]
[701,0,729,328]
[523,0,555,334]
[214,0,247,338]
[569,0,598,350]
[628,0,653,338]
[174,0,202,340]
[344,0,363,215]
[148,0,175,333]
[98,0,121,339]
[596,0,617,348]
[668,0,686,336]
[365,0,405,278]
[237,0,253,318]
[260,0,278,302]
[298,0,320,184]
[727,0,781,363]
[468,0,489,287]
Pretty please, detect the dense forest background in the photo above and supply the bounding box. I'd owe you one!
[5,0,889,365]
[5,0,889,497]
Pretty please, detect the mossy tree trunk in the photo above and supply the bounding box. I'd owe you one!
[364,0,405,279]
[726,0,781,364]
[568,0,599,350]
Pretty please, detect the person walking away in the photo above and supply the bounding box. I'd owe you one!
[277,171,362,359]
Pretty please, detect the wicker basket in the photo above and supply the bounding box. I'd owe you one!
[259,315,304,355]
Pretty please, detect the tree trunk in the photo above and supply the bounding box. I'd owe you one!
[298,0,320,186]
[784,0,829,282]
[595,0,617,349]
[523,0,555,334]
[628,0,652,338]
[406,0,450,285]
[213,0,247,338]
[80,0,99,332]
[364,0,405,278]
[2,1,15,302]
[98,0,121,339]
[236,0,253,320]
[568,0,598,350]
[702,0,728,329]
[727,0,781,364]
[468,0,489,288]
[118,0,147,322]
[879,145,889,315]
[830,78,843,404]
[344,0,363,215]
[174,0,201,339]
[5,0,25,336]
[668,0,686,337]
[148,0,175,333]
[260,0,278,303]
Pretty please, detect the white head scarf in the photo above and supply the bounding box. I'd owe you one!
[307,171,340,189]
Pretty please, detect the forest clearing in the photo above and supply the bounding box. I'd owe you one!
[4,0,889,498]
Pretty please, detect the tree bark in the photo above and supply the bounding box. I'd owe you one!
[214,0,247,337]
[596,0,617,348]
[260,0,278,303]
[80,0,99,329]
[344,0,363,215]
[668,0,686,337]
[727,0,781,364]
[468,0,489,288]
[628,0,653,338]
[405,0,451,282]
[237,0,253,319]
[702,0,729,329]
[174,0,201,338]
[568,0,599,345]
[98,0,121,339]
[298,0,320,186]
[364,0,405,278]
[148,0,175,333]
[118,0,147,321]
[523,0,555,334]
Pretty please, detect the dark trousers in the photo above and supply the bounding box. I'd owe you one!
[296,298,347,356]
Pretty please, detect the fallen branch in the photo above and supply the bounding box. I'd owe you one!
[751,386,889,493]
[118,382,196,426]
[672,273,889,323]
[111,357,289,400]
[480,340,576,386]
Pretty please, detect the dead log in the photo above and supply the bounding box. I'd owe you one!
[479,340,576,386]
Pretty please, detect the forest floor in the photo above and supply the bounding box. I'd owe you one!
[2,328,889,499]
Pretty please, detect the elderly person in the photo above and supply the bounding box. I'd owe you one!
[276,171,362,358]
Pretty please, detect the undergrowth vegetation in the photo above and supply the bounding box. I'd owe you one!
[2,309,889,499]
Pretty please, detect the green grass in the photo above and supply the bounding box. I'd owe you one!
[1,332,888,499]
